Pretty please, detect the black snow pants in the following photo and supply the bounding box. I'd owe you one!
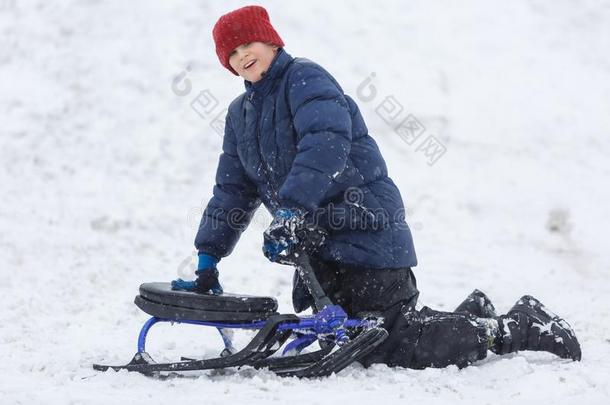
[292,256,490,369]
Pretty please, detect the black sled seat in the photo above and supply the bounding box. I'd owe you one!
[135,282,279,322]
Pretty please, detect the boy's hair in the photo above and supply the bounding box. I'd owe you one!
[213,5,284,75]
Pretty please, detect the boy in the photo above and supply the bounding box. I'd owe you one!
[172,5,581,369]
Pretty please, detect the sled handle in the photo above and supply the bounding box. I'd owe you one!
[291,251,333,312]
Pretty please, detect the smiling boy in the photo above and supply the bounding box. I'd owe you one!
[172,5,581,369]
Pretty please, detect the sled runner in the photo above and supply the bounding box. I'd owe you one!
[93,252,388,378]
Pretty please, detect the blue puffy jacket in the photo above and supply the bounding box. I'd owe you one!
[195,48,417,270]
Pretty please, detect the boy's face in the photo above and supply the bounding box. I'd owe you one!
[229,42,279,83]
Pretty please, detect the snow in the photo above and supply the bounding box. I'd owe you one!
[1,0,610,403]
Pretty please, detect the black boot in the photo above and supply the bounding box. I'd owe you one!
[455,289,497,318]
[492,295,581,361]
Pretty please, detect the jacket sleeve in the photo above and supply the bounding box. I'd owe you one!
[278,65,352,212]
[194,114,261,259]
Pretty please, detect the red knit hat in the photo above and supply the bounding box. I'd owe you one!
[213,5,285,75]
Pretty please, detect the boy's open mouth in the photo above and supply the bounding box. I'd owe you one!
[244,60,257,70]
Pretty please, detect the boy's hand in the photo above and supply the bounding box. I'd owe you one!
[263,208,326,263]
[171,253,223,294]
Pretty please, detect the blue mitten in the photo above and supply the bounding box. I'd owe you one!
[263,208,326,263]
[171,253,223,295]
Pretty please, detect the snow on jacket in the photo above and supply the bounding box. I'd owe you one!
[195,48,417,270]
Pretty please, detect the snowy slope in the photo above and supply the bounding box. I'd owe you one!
[1,0,609,403]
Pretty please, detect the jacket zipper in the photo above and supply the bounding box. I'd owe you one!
[251,90,281,210]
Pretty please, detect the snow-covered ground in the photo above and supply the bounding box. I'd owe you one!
[1,0,609,403]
